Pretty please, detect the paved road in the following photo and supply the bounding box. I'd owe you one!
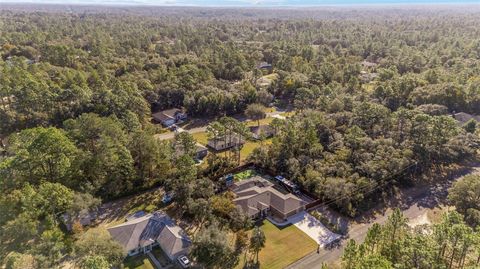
[287,164,480,269]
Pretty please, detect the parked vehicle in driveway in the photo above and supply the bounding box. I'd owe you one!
[177,255,191,268]
[162,192,175,204]
[168,124,178,131]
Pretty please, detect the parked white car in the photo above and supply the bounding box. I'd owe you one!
[177,255,191,268]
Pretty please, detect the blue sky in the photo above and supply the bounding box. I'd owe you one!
[1,0,479,6]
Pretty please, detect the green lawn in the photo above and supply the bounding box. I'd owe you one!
[123,255,155,269]
[191,131,209,144]
[237,220,317,269]
[234,169,259,181]
[240,141,261,161]
[246,117,274,127]
[240,139,272,162]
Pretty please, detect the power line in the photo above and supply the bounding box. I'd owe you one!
[314,161,418,209]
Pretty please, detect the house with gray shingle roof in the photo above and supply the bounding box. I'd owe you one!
[152,108,187,127]
[231,176,307,221]
[107,211,191,260]
[453,112,480,125]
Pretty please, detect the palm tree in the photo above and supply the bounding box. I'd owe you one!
[206,122,225,153]
[249,226,266,265]
[233,120,250,164]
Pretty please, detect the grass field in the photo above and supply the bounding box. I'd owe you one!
[246,117,274,127]
[240,139,272,162]
[191,131,209,144]
[123,255,155,269]
[237,220,317,269]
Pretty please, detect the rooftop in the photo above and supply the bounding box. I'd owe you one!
[454,112,480,124]
[108,211,191,256]
[152,108,184,122]
[231,176,307,218]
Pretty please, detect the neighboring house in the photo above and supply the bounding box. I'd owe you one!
[453,112,480,125]
[207,133,245,151]
[174,142,208,160]
[258,62,273,72]
[249,125,275,140]
[152,108,187,127]
[195,143,208,159]
[108,211,191,261]
[62,210,96,231]
[361,60,378,69]
[231,176,307,221]
[359,71,378,83]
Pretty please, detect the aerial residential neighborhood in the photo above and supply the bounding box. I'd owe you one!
[2,2,480,269]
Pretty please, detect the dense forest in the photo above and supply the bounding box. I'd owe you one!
[1,4,480,269]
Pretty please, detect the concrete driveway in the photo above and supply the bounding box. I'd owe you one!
[288,211,341,247]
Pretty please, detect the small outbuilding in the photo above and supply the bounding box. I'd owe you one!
[249,125,275,140]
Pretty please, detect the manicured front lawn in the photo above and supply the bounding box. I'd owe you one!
[123,255,155,269]
[237,220,317,269]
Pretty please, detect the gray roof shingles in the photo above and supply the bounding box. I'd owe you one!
[107,212,191,258]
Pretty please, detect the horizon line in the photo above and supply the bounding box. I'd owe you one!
[2,1,480,8]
